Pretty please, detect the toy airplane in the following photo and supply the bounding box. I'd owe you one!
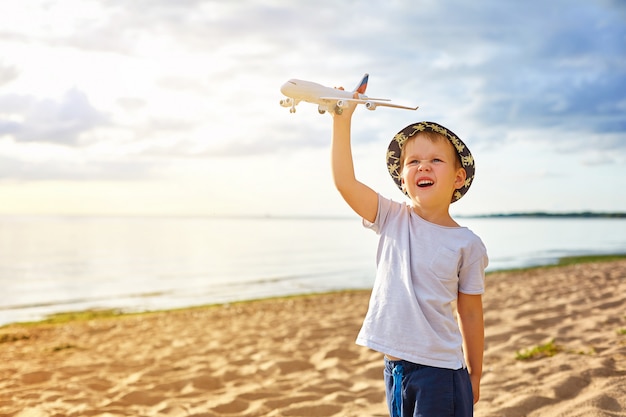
[279,73,418,115]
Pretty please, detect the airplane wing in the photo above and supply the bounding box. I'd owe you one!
[319,96,390,102]
[362,100,419,110]
[320,97,418,111]
[358,97,392,102]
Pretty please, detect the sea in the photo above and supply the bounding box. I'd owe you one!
[1,215,625,326]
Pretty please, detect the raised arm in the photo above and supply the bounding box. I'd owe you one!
[330,96,378,223]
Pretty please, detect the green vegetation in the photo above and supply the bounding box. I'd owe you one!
[1,290,358,330]
[4,309,128,328]
[556,254,626,266]
[515,339,562,360]
[489,253,626,275]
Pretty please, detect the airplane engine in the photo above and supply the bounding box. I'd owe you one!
[280,98,293,107]
[336,100,350,109]
[365,101,377,110]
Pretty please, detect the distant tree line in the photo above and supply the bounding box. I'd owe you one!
[470,212,626,219]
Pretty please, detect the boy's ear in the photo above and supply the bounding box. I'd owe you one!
[454,167,467,190]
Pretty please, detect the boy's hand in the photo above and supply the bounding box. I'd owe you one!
[331,87,359,120]
[470,373,480,404]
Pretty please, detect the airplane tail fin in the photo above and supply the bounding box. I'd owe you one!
[353,73,369,94]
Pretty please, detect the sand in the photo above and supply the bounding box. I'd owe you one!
[1,259,625,417]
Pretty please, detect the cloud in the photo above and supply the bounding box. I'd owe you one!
[0,0,624,187]
[0,61,19,87]
[419,1,626,154]
[0,89,109,145]
[0,154,157,181]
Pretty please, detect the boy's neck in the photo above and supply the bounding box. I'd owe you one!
[411,204,459,227]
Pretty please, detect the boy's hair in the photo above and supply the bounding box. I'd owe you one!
[399,131,463,174]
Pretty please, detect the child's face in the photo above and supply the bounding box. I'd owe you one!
[401,134,467,207]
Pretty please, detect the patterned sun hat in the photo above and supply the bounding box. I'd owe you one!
[387,121,475,203]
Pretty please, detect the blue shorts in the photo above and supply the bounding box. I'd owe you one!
[384,358,473,417]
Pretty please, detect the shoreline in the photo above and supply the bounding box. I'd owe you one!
[2,253,624,329]
[1,259,625,416]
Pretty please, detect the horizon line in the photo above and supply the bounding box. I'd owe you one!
[0,211,625,220]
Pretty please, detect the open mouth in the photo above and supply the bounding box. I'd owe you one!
[417,180,434,188]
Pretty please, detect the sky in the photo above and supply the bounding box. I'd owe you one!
[0,0,624,217]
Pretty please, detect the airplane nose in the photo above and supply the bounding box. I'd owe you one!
[280,80,297,95]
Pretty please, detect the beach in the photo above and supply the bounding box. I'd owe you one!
[1,259,625,417]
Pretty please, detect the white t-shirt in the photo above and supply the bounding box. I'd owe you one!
[356,194,488,369]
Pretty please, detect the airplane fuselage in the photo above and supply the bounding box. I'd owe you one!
[279,74,417,114]
[280,79,356,104]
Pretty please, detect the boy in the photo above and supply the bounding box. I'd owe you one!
[330,98,488,417]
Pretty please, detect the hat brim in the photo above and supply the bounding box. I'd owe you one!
[387,121,475,203]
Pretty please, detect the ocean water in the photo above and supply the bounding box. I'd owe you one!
[1,215,625,326]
